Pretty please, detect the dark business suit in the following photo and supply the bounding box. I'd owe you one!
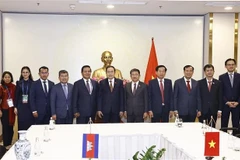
[124,81,148,122]
[72,79,99,124]
[148,78,173,122]
[51,83,73,124]
[30,79,54,124]
[173,77,201,122]
[14,80,35,130]
[198,78,222,127]
[219,72,240,130]
[98,78,124,123]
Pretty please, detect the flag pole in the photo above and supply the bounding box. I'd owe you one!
[88,117,93,160]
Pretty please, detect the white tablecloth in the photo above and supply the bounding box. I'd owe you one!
[2,123,240,160]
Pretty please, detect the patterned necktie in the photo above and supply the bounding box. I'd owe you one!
[186,80,191,93]
[160,80,164,103]
[63,84,68,98]
[109,80,113,92]
[229,74,234,87]
[43,80,48,95]
[86,80,90,94]
[133,83,137,95]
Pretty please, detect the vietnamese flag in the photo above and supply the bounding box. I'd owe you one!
[204,132,220,156]
[82,134,99,158]
[144,38,158,85]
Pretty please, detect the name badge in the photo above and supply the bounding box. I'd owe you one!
[22,95,28,103]
[7,99,14,107]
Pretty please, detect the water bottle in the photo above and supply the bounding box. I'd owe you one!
[49,117,55,130]
[43,126,50,142]
[175,114,179,126]
[34,137,41,156]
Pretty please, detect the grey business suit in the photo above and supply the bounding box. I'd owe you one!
[124,81,148,122]
[173,77,201,122]
[50,83,73,124]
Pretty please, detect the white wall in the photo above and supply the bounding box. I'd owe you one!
[2,14,204,84]
[212,13,235,78]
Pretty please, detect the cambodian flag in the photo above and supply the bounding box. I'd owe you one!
[82,134,99,158]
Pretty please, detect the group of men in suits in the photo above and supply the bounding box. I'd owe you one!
[30,58,240,133]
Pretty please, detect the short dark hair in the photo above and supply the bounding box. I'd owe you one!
[203,64,215,71]
[155,65,167,72]
[59,70,68,77]
[106,66,116,72]
[225,58,236,66]
[183,65,194,71]
[39,66,49,73]
[81,65,91,73]
[19,66,33,81]
[130,68,140,75]
[1,71,14,85]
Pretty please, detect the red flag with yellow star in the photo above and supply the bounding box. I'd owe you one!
[204,132,220,156]
[144,38,158,85]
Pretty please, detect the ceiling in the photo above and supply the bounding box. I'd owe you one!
[0,0,240,15]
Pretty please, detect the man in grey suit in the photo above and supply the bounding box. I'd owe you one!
[124,68,148,122]
[173,65,201,122]
[51,70,73,124]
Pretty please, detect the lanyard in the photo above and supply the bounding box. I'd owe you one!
[21,81,29,95]
[4,85,11,99]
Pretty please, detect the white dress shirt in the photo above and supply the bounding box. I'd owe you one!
[131,81,139,92]
[40,79,49,93]
[184,77,192,89]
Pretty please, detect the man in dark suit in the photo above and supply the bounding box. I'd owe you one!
[97,66,124,123]
[173,65,201,122]
[148,65,173,122]
[51,70,73,124]
[30,66,54,124]
[124,68,148,123]
[198,64,222,127]
[219,58,240,132]
[72,65,99,124]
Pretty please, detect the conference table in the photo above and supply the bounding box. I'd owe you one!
[2,123,240,160]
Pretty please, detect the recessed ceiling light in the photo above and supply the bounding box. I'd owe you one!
[107,5,114,9]
[224,6,233,10]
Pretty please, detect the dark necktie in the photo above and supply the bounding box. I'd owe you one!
[43,80,48,95]
[186,80,191,93]
[86,80,90,94]
[160,80,164,104]
[133,83,137,95]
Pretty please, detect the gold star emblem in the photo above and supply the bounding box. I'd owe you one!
[209,140,216,148]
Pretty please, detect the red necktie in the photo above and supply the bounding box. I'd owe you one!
[186,80,191,93]
[208,81,212,92]
[160,80,164,104]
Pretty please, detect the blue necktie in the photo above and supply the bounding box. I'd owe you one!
[43,81,48,95]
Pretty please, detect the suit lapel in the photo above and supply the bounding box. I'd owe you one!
[134,82,142,96]
[127,82,133,95]
[181,78,189,93]
[38,79,46,96]
[81,79,90,94]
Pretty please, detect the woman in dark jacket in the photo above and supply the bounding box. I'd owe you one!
[14,66,34,131]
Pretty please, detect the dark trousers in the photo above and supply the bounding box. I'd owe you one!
[199,109,217,128]
[127,114,144,123]
[18,121,34,131]
[179,114,196,122]
[35,113,50,125]
[221,105,240,135]
[77,115,95,124]
[56,110,73,124]
[1,109,14,147]
[152,106,169,122]
[102,113,120,123]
